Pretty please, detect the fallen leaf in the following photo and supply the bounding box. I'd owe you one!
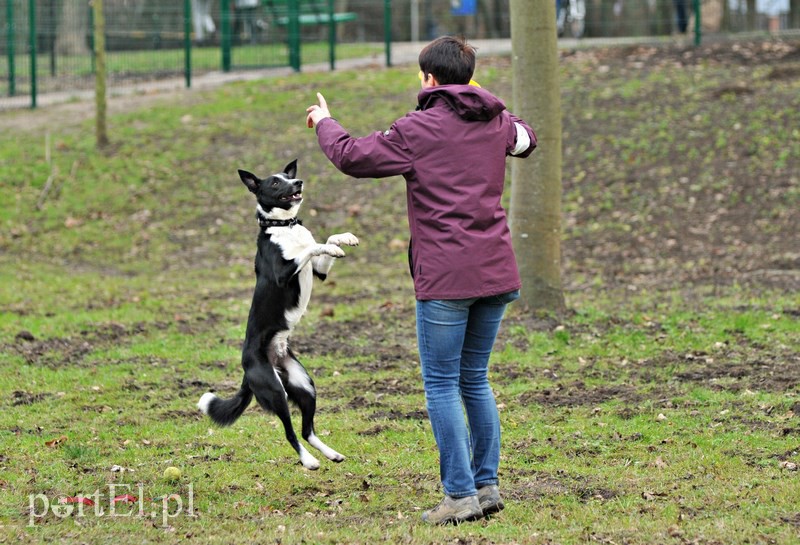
[45,435,67,448]
[779,461,797,471]
[59,496,94,506]
[388,238,407,250]
[652,456,668,469]
[641,490,666,500]
[112,494,138,504]
[151,494,181,502]
[667,525,683,538]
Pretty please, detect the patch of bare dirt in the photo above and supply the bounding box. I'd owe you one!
[559,39,800,294]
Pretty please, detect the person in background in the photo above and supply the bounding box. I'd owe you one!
[673,0,689,34]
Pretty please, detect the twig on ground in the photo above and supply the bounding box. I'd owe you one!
[36,132,57,211]
[51,159,80,202]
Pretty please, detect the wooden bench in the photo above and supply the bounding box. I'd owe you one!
[263,0,358,27]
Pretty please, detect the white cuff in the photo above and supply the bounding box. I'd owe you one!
[511,123,531,156]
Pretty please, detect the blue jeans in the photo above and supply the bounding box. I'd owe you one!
[416,290,520,498]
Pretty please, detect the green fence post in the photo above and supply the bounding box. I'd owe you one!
[288,0,300,71]
[184,0,191,87]
[693,0,701,46]
[28,0,36,108]
[6,0,15,96]
[221,0,231,72]
[48,0,55,76]
[384,0,391,67]
[328,0,335,70]
[89,3,94,73]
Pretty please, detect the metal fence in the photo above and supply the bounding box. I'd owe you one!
[2,0,799,110]
[0,0,391,109]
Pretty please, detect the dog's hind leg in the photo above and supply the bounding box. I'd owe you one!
[283,351,346,463]
[248,361,321,470]
[271,401,322,470]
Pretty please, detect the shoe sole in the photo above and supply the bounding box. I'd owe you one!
[424,510,484,525]
[481,500,505,516]
[442,512,484,525]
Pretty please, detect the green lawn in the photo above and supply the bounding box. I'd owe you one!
[0,38,798,544]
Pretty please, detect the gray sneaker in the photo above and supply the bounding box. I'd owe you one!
[477,485,505,515]
[421,495,483,525]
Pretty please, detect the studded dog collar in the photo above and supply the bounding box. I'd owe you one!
[256,211,302,229]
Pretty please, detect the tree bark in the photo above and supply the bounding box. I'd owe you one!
[94,0,109,149]
[790,0,800,28]
[55,0,89,55]
[746,0,757,30]
[478,0,498,38]
[509,0,565,313]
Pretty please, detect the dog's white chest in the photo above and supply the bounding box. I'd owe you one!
[268,225,315,328]
[268,225,316,262]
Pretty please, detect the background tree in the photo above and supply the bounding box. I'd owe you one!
[55,0,89,55]
[93,0,109,149]
[746,0,756,29]
[509,0,565,312]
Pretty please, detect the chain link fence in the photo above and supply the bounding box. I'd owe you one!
[2,0,799,109]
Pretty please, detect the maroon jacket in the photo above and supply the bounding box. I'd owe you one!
[315,85,536,300]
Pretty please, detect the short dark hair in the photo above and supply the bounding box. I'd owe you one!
[418,36,476,85]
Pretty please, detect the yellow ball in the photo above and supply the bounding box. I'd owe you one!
[163,466,182,481]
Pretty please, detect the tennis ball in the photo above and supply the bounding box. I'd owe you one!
[163,466,182,481]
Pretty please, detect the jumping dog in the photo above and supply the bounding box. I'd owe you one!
[198,159,358,469]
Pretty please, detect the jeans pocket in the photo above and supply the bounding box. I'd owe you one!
[492,289,520,305]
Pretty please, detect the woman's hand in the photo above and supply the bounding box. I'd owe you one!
[306,93,331,128]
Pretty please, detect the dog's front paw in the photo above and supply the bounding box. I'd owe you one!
[314,244,346,258]
[327,233,359,247]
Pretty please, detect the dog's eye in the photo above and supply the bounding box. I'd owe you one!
[271,181,279,187]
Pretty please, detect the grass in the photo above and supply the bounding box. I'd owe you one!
[1,38,799,544]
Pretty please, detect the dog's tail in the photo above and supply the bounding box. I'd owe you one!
[197,378,253,426]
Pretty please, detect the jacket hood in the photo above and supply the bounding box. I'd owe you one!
[417,85,506,121]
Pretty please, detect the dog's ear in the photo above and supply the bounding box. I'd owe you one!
[238,169,260,193]
[283,159,298,180]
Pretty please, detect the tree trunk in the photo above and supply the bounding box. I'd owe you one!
[655,0,672,35]
[94,0,109,149]
[790,0,800,28]
[599,0,616,36]
[55,0,89,55]
[509,0,565,313]
[746,0,757,29]
[721,0,731,32]
[478,0,498,38]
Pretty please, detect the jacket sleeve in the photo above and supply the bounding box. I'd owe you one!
[315,117,413,179]
[505,112,537,158]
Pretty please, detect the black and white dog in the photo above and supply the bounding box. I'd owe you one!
[198,159,358,470]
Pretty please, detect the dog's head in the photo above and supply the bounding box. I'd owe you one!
[238,160,303,221]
